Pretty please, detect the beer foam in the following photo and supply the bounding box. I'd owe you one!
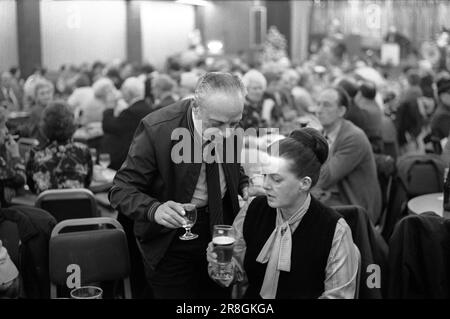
[213,236,235,245]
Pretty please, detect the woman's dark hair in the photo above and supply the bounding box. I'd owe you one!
[333,86,351,109]
[41,100,76,143]
[337,78,358,99]
[269,128,329,187]
[359,81,377,100]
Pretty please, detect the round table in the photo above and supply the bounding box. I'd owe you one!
[407,193,449,218]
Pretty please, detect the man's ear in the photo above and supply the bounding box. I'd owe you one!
[338,105,347,118]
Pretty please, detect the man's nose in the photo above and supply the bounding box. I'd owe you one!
[263,175,272,190]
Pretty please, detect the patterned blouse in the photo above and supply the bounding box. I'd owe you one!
[0,145,26,206]
[26,140,93,194]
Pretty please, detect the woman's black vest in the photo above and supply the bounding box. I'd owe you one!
[243,196,341,299]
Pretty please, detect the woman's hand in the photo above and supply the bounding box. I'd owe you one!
[5,135,20,159]
[3,187,16,203]
[206,242,235,287]
[206,242,218,264]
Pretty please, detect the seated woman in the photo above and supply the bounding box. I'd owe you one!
[240,70,277,129]
[16,78,54,145]
[0,107,26,207]
[26,101,93,194]
[207,128,358,299]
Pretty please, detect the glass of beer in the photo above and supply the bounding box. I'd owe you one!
[211,225,235,280]
[179,204,199,240]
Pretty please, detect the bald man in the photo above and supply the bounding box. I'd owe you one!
[109,72,249,299]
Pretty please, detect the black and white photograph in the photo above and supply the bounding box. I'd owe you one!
[0,0,449,309]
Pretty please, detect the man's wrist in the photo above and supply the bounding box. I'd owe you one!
[146,201,162,222]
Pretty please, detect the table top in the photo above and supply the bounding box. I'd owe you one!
[407,193,449,218]
[10,167,116,208]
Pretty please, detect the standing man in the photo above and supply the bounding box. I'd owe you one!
[109,72,249,299]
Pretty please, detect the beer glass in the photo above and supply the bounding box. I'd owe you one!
[179,204,198,240]
[98,153,111,169]
[211,225,235,280]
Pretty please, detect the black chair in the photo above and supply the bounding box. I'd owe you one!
[49,217,131,299]
[35,188,99,222]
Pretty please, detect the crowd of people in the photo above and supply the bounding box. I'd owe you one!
[1,40,450,299]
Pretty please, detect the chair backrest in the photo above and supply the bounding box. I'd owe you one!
[0,220,20,266]
[35,188,99,222]
[396,154,446,197]
[49,217,131,299]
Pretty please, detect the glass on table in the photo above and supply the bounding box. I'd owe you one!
[179,203,198,240]
[70,286,103,299]
[98,153,110,169]
[89,148,97,164]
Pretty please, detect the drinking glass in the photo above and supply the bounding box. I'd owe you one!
[70,286,103,299]
[179,203,198,240]
[89,148,97,164]
[211,225,235,280]
[98,153,110,169]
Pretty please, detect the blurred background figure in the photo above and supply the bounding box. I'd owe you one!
[355,81,384,153]
[102,77,151,170]
[67,72,93,116]
[240,69,276,129]
[0,107,26,207]
[0,72,20,111]
[151,74,178,111]
[77,77,118,126]
[16,78,54,145]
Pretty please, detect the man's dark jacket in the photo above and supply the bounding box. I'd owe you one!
[387,212,450,299]
[109,99,248,273]
[102,99,152,170]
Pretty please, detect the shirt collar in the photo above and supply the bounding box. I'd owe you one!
[192,107,206,145]
[324,120,342,147]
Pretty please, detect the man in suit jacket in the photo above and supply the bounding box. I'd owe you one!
[314,87,382,224]
[102,77,151,170]
[109,72,249,299]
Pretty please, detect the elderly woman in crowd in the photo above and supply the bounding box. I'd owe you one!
[240,70,277,129]
[0,107,26,207]
[77,77,118,126]
[16,78,54,145]
[26,101,93,194]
